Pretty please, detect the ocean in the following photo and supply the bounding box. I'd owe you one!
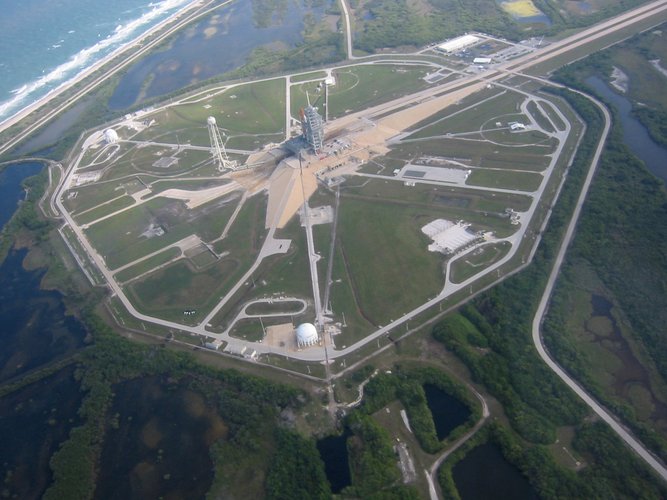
[0,0,194,124]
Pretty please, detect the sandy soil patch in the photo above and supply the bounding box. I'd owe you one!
[265,322,296,350]
[157,181,240,209]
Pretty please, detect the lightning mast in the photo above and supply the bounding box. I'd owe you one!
[207,116,236,171]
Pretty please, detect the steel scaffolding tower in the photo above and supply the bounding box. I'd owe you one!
[207,116,237,171]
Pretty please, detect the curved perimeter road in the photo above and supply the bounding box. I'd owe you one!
[531,89,667,482]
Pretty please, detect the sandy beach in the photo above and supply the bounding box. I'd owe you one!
[0,0,209,138]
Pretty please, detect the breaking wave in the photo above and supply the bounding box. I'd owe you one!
[0,0,191,123]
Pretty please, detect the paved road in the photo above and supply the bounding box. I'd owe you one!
[339,0,354,60]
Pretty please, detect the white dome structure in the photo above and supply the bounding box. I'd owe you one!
[103,128,118,144]
[207,116,217,126]
[296,323,319,348]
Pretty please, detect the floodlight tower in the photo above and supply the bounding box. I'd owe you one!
[207,116,236,171]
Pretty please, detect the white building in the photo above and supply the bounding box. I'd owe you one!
[296,323,319,348]
[103,128,119,144]
[436,35,481,53]
[422,219,478,254]
[473,57,492,64]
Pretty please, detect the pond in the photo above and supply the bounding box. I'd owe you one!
[0,161,43,228]
[316,428,351,494]
[586,75,667,184]
[0,248,88,382]
[108,0,328,110]
[0,366,83,499]
[452,441,539,500]
[587,294,667,421]
[94,376,227,499]
[423,383,471,441]
[0,162,88,382]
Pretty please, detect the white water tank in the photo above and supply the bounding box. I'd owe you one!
[296,323,319,347]
[103,128,118,144]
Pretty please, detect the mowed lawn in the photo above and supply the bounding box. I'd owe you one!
[128,257,239,314]
[336,197,444,325]
[176,78,286,135]
[133,78,286,144]
[290,64,431,120]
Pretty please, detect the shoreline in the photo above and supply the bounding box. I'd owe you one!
[0,0,205,137]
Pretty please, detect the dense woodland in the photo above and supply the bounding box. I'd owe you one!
[342,412,420,499]
[432,82,667,496]
[354,0,518,52]
[545,55,667,458]
[35,313,328,499]
[361,365,480,453]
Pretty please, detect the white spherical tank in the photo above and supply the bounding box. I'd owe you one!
[296,323,318,347]
[207,116,217,126]
[103,128,118,144]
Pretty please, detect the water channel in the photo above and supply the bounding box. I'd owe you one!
[585,75,667,184]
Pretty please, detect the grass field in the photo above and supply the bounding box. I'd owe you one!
[408,91,524,138]
[393,138,553,172]
[290,64,431,121]
[114,247,181,283]
[537,100,567,131]
[229,318,265,342]
[336,196,444,326]
[250,220,313,300]
[128,257,239,321]
[65,179,139,214]
[450,242,512,283]
[344,178,522,235]
[74,195,136,225]
[123,194,267,323]
[466,169,543,191]
[84,186,251,270]
[291,71,327,83]
[245,300,305,316]
[132,78,286,146]
[527,101,555,133]
[328,238,377,346]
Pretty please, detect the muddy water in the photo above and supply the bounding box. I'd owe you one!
[587,294,667,424]
[0,366,83,500]
[94,377,227,499]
